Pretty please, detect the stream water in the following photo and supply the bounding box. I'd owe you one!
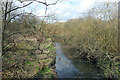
[55,42,103,78]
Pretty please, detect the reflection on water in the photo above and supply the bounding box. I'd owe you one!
[55,42,103,78]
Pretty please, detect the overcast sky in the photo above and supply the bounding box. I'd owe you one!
[15,0,119,22]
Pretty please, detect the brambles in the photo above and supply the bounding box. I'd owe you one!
[53,16,119,78]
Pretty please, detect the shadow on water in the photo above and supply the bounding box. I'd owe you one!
[55,42,103,78]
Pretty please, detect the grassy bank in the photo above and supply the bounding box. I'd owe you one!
[2,14,57,78]
[3,36,56,78]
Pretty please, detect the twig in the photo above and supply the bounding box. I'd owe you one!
[2,62,19,71]
[6,2,33,14]
[105,52,112,61]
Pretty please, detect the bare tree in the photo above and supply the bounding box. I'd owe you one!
[1,0,61,56]
[1,0,62,78]
[0,2,2,80]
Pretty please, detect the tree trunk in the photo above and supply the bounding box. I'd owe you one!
[0,3,2,79]
[118,2,120,55]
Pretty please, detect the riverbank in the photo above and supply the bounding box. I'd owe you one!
[33,39,57,78]
[52,16,120,78]
[54,35,120,79]
[2,37,57,79]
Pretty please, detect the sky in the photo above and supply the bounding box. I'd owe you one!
[15,0,119,22]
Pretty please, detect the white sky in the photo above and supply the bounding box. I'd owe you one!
[14,0,119,22]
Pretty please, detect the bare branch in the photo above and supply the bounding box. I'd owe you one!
[4,2,8,20]
[35,0,60,6]
[2,62,19,71]
[35,0,60,15]
[105,52,112,61]
[6,13,23,25]
[6,2,33,14]
[34,0,47,6]
[47,0,60,6]
[3,31,31,40]
[45,6,47,14]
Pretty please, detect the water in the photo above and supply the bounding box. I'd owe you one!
[55,42,103,78]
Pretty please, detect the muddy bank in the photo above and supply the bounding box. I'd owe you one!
[61,47,98,65]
